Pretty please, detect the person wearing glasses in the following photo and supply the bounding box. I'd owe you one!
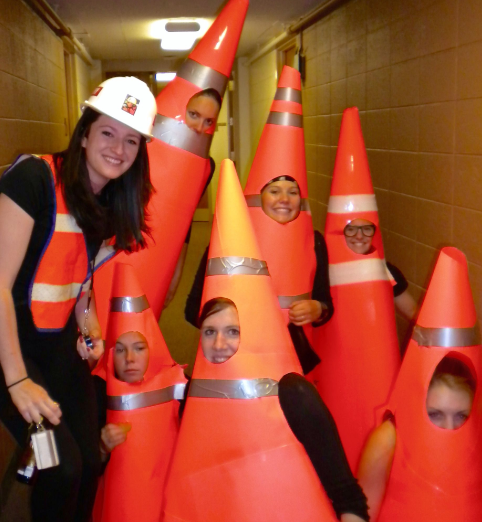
[343,218,417,322]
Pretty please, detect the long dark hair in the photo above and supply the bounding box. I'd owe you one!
[53,107,154,252]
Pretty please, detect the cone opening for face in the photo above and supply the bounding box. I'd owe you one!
[184,88,222,135]
[113,330,150,383]
[425,354,476,431]
[260,178,301,224]
[199,298,240,364]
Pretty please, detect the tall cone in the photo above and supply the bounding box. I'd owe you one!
[93,263,186,522]
[375,247,482,522]
[163,159,338,522]
[243,65,318,370]
[93,0,249,333]
[312,106,400,472]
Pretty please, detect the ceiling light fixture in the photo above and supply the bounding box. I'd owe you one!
[156,72,176,82]
[151,18,210,51]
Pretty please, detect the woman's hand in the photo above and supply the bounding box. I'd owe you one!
[289,300,323,326]
[77,335,104,367]
[8,378,62,425]
[100,423,132,454]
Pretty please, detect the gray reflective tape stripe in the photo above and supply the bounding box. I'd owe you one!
[278,293,311,309]
[267,111,303,128]
[152,114,213,158]
[245,194,310,211]
[207,257,269,276]
[176,58,228,94]
[274,87,302,104]
[412,325,481,347]
[107,383,186,411]
[110,295,149,313]
[189,378,278,399]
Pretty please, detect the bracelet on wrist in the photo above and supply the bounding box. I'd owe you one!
[7,376,29,390]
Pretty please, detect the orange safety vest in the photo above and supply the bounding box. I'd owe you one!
[27,155,90,332]
[93,0,249,334]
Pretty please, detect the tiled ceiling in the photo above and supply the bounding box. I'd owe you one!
[49,0,321,64]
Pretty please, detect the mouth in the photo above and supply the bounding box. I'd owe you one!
[212,355,230,364]
[103,155,122,166]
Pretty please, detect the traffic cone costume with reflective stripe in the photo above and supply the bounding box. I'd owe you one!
[93,263,186,522]
[244,66,316,340]
[94,0,249,333]
[313,107,400,472]
[163,160,337,522]
[376,247,482,522]
[16,154,89,332]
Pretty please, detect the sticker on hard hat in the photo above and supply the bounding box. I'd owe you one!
[122,95,139,116]
[92,86,103,96]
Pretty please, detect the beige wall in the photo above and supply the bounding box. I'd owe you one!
[248,0,482,340]
[0,0,71,172]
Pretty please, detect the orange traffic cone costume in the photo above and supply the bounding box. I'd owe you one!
[163,160,337,522]
[93,263,186,522]
[94,0,249,332]
[376,247,482,521]
[244,66,317,337]
[313,107,400,472]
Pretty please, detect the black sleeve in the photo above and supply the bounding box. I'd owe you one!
[287,323,320,375]
[184,158,216,245]
[93,376,107,433]
[279,373,369,521]
[312,230,334,326]
[386,262,408,297]
[184,246,209,327]
[0,156,50,218]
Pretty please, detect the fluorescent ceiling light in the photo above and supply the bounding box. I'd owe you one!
[151,18,210,51]
[156,72,176,82]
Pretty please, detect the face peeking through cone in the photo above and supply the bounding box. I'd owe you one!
[343,218,376,255]
[260,178,301,224]
[185,89,222,134]
[200,298,240,364]
[113,331,150,383]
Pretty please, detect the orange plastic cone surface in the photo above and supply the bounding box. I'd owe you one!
[244,66,316,349]
[163,160,338,521]
[93,0,249,333]
[313,107,400,472]
[93,264,186,522]
[377,247,482,522]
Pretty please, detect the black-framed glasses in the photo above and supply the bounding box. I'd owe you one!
[343,224,376,237]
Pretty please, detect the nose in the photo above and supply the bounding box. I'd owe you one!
[355,228,364,239]
[442,417,454,430]
[278,191,289,203]
[125,349,135,363]
[111,137,124,155]
[213,333,226,350]
[192,120,204,134]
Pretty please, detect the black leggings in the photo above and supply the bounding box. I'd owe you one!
[0,345,101,522]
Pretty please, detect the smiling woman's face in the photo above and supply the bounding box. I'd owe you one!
[260,180,301,224]
[200,305,240,364]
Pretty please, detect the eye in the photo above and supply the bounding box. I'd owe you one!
[127,138,139,146]
[455,412,469,423]
[345,226,356,234]
[202,328,215,337]
[227,328,240,337]
[428,410,443,420]
[102,130,114,138]
[134,344,147,352]
[115,345,125,354]
[188,111,197,119]
[204,119,214,127]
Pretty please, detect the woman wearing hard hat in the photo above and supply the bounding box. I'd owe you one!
[0,76,157,521]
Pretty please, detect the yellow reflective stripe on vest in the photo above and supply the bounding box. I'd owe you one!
[31,282,83,303]
[54,214,82,233]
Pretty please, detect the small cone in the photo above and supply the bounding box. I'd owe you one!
[417,247,477,329]
[104,263,176,381]
[375,246,482,522]
[244,65,307,196]
[330,107,374,197]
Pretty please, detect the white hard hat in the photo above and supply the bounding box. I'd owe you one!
[81,76,157,141]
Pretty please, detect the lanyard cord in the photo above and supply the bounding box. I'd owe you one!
[83,258,96,337]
